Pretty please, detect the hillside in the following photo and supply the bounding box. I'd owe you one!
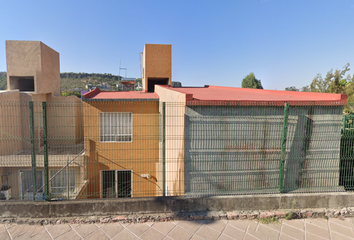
[0,72,126,91]
[0,72,181,92]
[0,72,6,90]
[60,72,123,91]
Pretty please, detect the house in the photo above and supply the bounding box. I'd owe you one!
[79,44,172,198]
[120,78,136,91]
[81,43,347,198]
[0,41,85,200]
[0,41,348,200]
[82,89,161,198]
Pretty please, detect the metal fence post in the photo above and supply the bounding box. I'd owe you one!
[162,102,166,197]
[279,103,289,193]
[29,101,37,200]
[343,115,346,134]
[42,102,49,201]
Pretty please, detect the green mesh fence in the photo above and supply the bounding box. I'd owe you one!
[0,100,352,201]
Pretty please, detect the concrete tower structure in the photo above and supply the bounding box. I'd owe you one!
[6,40,61,97]
[142,44,172,92]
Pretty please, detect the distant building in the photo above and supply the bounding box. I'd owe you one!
[171,81,182,87]
[120,78,136,91]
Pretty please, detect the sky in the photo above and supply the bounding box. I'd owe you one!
[1,0,354,90]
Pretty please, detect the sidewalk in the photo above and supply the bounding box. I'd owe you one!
[1,218,354,240]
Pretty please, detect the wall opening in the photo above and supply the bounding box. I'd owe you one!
[10,76,35,92]
[101,170,132,198]
[148,78,169,92]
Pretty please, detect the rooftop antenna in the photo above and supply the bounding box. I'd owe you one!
[119,59,127,78]
[139,52,143,79]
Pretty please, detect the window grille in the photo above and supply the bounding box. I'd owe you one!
[99,112,132,142]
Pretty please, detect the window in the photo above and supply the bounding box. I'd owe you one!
[100,112,132,142]
[50,169,75,195]
[20,170,43,200]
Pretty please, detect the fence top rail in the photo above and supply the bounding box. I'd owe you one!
[0,100,349,106]
[186,100,347,107]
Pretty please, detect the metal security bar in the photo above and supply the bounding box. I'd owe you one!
[0,100,352,201]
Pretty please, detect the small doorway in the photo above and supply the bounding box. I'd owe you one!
[101,170,132,198]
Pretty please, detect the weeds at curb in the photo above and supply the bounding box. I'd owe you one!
[258,216,279,224]
[285,199,296,220]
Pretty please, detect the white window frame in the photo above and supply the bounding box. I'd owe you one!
[50,169,76,195]
[19,169,44,201]
[99,112,133,142]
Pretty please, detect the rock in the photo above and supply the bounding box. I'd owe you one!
[227,212,238,220]
[275,211,286,218]
[260,212,274,219]
[113,216,128,222]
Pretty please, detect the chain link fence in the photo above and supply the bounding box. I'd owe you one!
[0,100,352,201]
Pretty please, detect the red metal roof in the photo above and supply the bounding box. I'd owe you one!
[121,81,135,85]
[83,88,159,100]
[83,86,347,105]
[167,85,347,106]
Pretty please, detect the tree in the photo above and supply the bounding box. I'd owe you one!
[241,73,263,89]
[301,85,310,92]
[310,63,350,93]
[344,73,354,103]
[328,63,350,94]
[285,86,299,91]
[310,73,331,93]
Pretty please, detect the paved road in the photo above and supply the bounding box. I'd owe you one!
[1,217,354,239]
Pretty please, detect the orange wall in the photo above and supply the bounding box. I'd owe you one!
[142,44,172,92]
[83,100,161,198]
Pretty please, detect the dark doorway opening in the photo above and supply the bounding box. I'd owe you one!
[102,170,115,198]
[117,170,132,198]
[102,170,132,198]
[10,76,35,92]
[147,78,169,92]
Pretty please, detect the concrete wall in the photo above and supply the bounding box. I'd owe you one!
[184,105,344,196]
[0,94,83,157]
[0,93,85,199]
[6,41,60,96]
[2,192,354,218]
[40,42,60,96]
[155,86,187,196]
[142,44,172,92]
[46,95,83,146]
[0,91,22,156]
[83,101,160,198]
[6,41,41,91]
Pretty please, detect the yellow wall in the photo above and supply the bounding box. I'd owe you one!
[83,100,161,198]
